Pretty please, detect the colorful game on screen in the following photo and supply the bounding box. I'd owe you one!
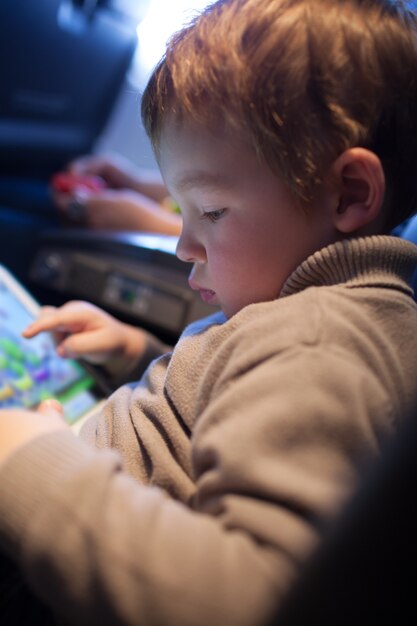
[0,279,98,424]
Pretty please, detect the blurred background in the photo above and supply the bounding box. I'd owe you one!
[0,0,217,342]
[96,0,211,170]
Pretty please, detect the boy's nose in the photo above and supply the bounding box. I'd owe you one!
[176,229,206,263]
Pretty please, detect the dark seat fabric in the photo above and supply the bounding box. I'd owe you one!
[271,408,417,626]
[399,214,417,295]
[0,553,56,626]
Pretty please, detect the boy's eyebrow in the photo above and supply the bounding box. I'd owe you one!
[173,171,233,192]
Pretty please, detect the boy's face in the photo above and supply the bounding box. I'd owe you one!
[159,120,337,318]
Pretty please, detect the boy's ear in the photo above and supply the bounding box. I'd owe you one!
[329,148,385,234]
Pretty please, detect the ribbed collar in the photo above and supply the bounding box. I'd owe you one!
[280,235,417,298]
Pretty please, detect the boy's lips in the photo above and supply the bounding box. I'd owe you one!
[188,278,217,304]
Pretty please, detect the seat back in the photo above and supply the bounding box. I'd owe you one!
[271,410,417,625]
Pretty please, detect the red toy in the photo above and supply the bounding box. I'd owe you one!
[50,172,107,194]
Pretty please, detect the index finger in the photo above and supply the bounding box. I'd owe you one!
[22,308,84,338]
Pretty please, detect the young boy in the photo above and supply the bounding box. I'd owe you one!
[2,0,417,624]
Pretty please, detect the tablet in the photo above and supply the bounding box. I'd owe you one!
[0,264,106,429]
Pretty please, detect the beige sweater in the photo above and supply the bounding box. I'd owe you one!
[1,235,417,626]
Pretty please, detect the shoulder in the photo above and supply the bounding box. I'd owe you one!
[181,310,227,339]
[209,282,417,388]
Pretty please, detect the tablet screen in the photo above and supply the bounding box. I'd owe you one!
[0,276,102,424]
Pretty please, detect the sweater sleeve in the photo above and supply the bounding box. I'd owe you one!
[0,340,392,626]
[95,329,172,389]
[0,431,287,626]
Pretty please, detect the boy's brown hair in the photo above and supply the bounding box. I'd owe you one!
[141,0,417,231]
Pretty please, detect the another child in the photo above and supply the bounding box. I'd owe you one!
[52,152,182,234]
[2,1,417,624]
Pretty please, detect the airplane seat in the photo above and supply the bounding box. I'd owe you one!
[399,213,417,296]
[0,0,141,286]
[271,404,417,626]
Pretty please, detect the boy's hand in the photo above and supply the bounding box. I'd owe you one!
[0,400,68,468]
[23,301,147,367]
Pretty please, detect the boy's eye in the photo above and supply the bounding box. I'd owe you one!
[202,208,226,222]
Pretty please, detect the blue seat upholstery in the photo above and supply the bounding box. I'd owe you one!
[399,214,417,296]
